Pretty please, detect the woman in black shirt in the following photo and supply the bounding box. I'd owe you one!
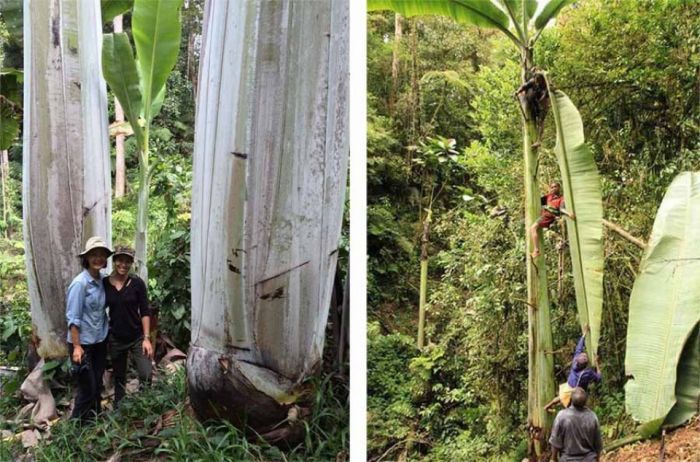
[104,245,153,406]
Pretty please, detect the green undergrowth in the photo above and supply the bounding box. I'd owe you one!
[1,366,348,461]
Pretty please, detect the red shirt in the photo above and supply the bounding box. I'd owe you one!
[542,193,564,218]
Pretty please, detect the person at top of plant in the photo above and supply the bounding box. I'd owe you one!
[544,325,601,412]
[530,181,575,258]
[515,71,549,149]
[65,236,112,422]
[104,245,153,408]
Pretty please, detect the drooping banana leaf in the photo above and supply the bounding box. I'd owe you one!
[625,172,700,432]
[534,0,576,30]
[546,78,604,360]
[131,0,183,123]
[367,0,520,45]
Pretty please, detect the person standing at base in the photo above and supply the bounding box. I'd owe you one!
[104,245,153,407]
[549,387,603,462]
[66,236,113,422]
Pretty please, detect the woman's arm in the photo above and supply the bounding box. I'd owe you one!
[65,280,85,363]
[138,278,153,359]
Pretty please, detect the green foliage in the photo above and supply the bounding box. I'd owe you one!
[2,365,346,461]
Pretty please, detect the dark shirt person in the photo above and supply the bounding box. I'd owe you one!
[550,388,603,462]
[104,245,153,406]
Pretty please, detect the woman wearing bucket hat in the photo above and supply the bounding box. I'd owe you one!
[104,245,153,407]
[65,236,113,422]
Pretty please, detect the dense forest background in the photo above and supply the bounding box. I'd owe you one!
[367,0,700,460]
[0,2,348,460]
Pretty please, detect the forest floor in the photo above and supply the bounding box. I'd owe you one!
[604,417,700,462]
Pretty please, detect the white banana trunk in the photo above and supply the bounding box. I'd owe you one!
[23,0,111,359]
[187,0,348,440]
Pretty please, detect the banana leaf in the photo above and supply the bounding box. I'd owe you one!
[534,0,576,30]
[625,172,700,432]
[367,0,520,45]
[101,0,133,24]
[546,80,604,359]
[496,0,537,25]
[102,33,145,147]
[131,0,183,122]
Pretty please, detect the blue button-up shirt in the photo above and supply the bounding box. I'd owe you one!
[65,270,108,345]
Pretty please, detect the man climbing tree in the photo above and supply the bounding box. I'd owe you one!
[516,71,549,149]
[530,181,575,258]
[544,325,601,412]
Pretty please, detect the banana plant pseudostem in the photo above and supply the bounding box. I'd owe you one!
[186,0,349,442]
[23,0,111,360]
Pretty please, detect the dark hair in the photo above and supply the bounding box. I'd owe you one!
[571,387,587,409]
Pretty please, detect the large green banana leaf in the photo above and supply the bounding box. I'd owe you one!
[102,33,145,147]
[534,0,576,30]
[132,0,183,123]
[546,81,604,359]
[367,0,519,45]
[625,172,700,431]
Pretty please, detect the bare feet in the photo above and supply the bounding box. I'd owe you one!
[531,141,542,149]
[531,249,541,258]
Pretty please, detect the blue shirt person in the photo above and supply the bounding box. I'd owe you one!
[65,270,108,345]
[545,325,602,412]
[66,236,113,422]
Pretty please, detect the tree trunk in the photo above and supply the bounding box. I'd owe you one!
[1,149,8,238]
[134,144,149,281]
[187,0,348,442]
[113,15,126,198]
[389,13,402,111]
[409,20,419,144]
[417,208,431,349]
[521,46,555,461]
[23,0,111,359]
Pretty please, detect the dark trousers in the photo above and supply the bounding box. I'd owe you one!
[110,335,152,405]
[69,341,107,422]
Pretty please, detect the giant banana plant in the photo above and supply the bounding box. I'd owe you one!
[367,1,578,458]
[546,80,604,361]
[23,0,111,359]
[625,172,700,433]
[186,0,348,441]
[101,0,182,281]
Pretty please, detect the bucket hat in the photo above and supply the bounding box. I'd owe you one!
[113,245,135,260]
[78,236,113,257]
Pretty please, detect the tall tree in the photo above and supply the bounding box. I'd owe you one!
[367,1,602,459]
[23,0,111,359]
[186,0,348,442]
[112,14,126,198]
